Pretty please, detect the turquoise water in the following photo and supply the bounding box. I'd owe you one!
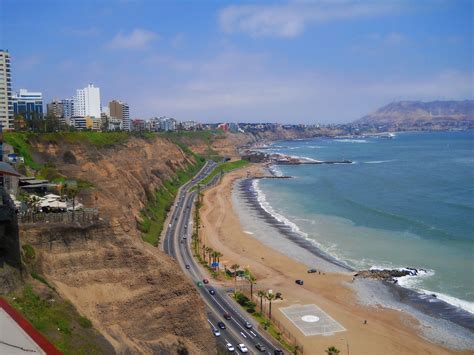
[258,131,474,312]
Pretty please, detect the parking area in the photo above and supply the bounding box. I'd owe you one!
[280,304,346,336]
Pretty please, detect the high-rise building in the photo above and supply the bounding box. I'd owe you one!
[12,89,43,120]
[61,98,74,120]
[109,100,130,131]
[73,84,101,118]
[0,50,13,130]
[46,100,63,118]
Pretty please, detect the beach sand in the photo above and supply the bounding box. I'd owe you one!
[199,163,471,355]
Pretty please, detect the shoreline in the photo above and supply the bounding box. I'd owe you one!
[199,163,474,353]
[240,174,474,332]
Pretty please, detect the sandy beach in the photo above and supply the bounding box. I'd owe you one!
[198,163,473,355]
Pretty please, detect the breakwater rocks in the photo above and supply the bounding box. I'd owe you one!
[355,268,424,282]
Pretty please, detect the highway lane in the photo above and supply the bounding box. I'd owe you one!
[163,160,283,355]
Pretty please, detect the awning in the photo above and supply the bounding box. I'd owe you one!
[0,162,20,177]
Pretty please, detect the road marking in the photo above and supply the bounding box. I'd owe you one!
[250,330,257,337]
[240,332,247,338]
[207,319,216,329]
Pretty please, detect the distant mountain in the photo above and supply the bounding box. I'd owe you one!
[356,100,474,129]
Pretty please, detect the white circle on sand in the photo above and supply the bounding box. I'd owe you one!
[301,315,320,323]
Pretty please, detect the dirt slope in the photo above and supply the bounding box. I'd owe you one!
[20,135,216,354]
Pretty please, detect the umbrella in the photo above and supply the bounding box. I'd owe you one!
[0,162,20,177]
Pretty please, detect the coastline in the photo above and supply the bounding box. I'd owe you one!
[199,163,474,354]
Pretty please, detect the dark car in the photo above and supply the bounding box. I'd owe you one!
[307,268,317,273]
[255,343,266,352]
[217,321,226,329]
[185,265,190,269]
[274,350,284,355]
[203,279,209,284]
[295,279,304,285]
[243,321,253,329]
[223,313,232,320]
[208,288,216,295]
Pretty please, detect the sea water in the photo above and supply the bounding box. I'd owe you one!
[256,131,474,313]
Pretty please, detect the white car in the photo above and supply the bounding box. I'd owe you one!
[226,343,235,352]
[237,343,248,353]
[212,328,221,337]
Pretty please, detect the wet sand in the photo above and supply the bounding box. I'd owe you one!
[199,163,473,355]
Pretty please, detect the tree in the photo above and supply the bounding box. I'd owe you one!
[230,264,240,292]
[244,269,257,300]
[325,346,340,355]
[266,292,276,319]
[214,251,223,270]
[205,247,213,266]
[62,180,78,221]
[258,290,266,313]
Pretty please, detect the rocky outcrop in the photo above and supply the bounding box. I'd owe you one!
[19,135,216,354]
[355,268,423,282]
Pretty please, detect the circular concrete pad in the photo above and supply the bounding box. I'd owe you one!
[301,315,320,323]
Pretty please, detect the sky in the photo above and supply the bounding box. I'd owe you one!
[1,0,472,123]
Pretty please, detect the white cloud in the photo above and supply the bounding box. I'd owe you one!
[219,1,402,38]
[107,28,158,49]
[126,49,472,123]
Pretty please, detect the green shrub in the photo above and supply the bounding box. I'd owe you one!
[78,316,93,328]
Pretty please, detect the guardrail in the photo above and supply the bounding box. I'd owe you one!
[18,208,100,225]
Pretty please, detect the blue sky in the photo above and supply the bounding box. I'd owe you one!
[1,0,472,123]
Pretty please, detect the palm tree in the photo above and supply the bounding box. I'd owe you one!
[205,247,213,265]
[245,270,257,300]
[214,251,223,270]
[258,291,266,313]
[230,264,240,292]
[325,346,340,355]
[266,292,276,319]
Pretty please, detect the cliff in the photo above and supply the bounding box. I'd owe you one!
[357,100,474,129]
[15,133,217,354]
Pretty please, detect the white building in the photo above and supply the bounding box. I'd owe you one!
[73,84,101,118]
[0,50,13,129]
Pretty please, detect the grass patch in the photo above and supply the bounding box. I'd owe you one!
[31,271,56,291]
[192,159,249,190]
[139,154,206,246]
[22,244,36,261]
[232,291,297,353]
[3,132,41,169]
[7,285,107,354]
[78,316,93,329]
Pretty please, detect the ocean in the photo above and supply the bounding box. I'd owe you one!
[255,131,474,314]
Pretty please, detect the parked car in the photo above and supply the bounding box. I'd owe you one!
[217,321,226,329]
[243,321,253,329]
[237,343,249,353]
[223,313,232,320]
[203,279,209,284]
[295,279,304,285]
[307,268,317,273]
[226,343,235,352]
[255,343,266,352]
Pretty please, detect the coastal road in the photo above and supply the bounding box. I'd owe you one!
[163,161,282,354]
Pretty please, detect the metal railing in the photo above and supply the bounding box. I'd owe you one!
[18,208,99,225]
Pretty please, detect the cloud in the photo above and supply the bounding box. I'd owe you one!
[131,50,472,123]
[219,1,402,38]
[107,28,158,49]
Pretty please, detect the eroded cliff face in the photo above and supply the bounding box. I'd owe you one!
[21,136,216,354]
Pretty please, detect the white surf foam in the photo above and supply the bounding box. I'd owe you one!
[252,179,308,238]
[335,139,369,143]
[364,160,396,164]
[370,266,474,314]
